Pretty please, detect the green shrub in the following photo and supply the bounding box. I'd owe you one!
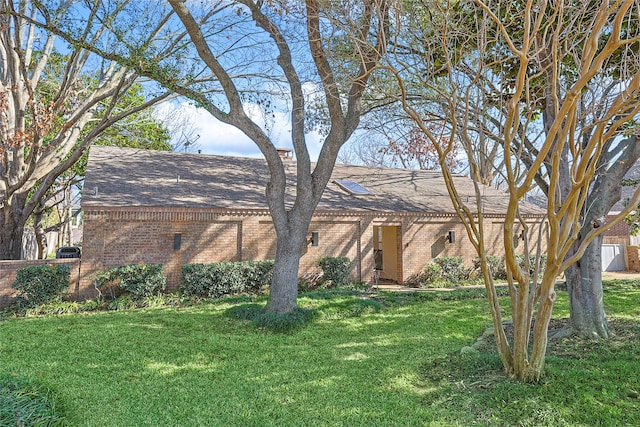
[412,256,474,287]
[107,296,139,311]
[470,254,547,281]
[180,260,274,298]
[421,263,443,284]
[318,256,352,287]
[432,256,473,283]
[12,264,70,307]
[298,272,323,293]
[0,373,66,426]
[516,253,547,277]
[94,264,166,300]
[473,255,508,280]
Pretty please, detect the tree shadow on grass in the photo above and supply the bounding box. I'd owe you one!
[225,297,384,333]
[416,318,640,426]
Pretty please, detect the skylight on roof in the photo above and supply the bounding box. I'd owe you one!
[335,179,372,195]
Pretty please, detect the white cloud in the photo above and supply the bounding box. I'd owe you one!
[156,101,323,161]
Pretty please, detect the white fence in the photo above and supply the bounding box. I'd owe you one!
[601,244,626,271]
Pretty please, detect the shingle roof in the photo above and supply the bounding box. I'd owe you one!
[609,158,640,212]
[82,146,544,216]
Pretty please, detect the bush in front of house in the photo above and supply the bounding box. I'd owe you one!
[94,264,166,300]
[471,254,547,282]
[516,253,547,277]
[432,256,473,283]
[418,262,444,285]
[317,256,352,288]
[180,260,274,299]
[412,256,474,287]
[12,264,70,307]
[473,255,508,281]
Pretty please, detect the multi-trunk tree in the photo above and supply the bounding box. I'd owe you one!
[382,0,640,381]
[31,83,172,259]
[450,0,640,340]
[30,0,391,314]
[161,0,393,315]
[0,0,174,259]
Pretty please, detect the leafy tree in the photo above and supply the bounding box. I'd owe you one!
[31,0,391,314]
[0,0,173,259]
[380,126,464,172]
[32,83,172,257]
[464,0,640,340]
[382,0,640,381]
[166,0,390,315]
[385,0,640,340]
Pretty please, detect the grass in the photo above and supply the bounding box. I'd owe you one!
[0,373,66,426]
[0,281,638,426]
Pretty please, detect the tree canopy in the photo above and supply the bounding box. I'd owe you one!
[0,0,173,259]
[378,0,640,381]
[28,0,392,313]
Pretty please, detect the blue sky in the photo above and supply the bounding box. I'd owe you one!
[157,100,324,161]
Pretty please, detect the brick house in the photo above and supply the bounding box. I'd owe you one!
[77,146,545,296]
[603,160,640,271]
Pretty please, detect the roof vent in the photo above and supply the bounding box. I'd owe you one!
[334,179,372,195]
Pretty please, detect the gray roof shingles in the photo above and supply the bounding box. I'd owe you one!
[82,146,544,216]
[612,159,640,212]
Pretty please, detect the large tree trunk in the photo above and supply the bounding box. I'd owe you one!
[565,235,611,339]
[558,136,640,340]
[0,213,26,260]
[560,139,639,339]
[266,224,309,314]
[0,192,29,260]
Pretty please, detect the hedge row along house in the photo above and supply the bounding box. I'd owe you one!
[76,146,546,297]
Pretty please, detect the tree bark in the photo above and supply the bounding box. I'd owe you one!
[266,226,309,314]
[0,224,25,260]
[565,235,611,338]
[0,193,28,260]
[33,205,47,259]
[164,0,387,315]
[563,135,640,338]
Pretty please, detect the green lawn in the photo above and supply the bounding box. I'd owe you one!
[1,282,639,426]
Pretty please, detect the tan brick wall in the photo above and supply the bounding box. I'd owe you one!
[0,210,547,307]
[0,259,81,309]
[80,209,244,295]
[303,219,362,280]
[79,207,546,297]
[401,218,545,278]
[627,246,640,272]
[604,236,628,245]
[243,218,363,280]
[403,218,462,280]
